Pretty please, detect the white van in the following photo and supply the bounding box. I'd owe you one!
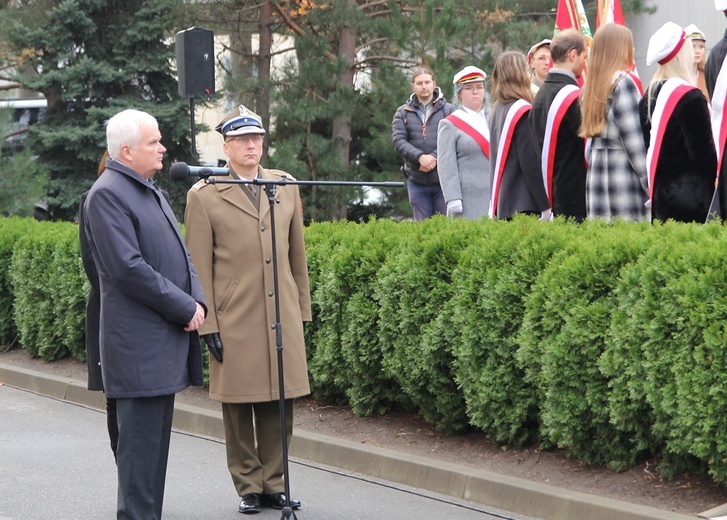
[0,97,47,155]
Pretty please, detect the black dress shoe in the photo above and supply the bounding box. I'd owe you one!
[261,492,301,510]
[238,493,262,514]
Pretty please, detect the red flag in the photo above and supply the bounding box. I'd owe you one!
[554,0,592,86]
[555,0,592,38]
[597,0,625,28]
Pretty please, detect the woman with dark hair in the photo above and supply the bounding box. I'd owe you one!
[488,51,549,219]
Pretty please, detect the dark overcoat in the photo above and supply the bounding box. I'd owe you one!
[84,158,205,399]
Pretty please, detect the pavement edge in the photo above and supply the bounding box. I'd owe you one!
[0,363,698,520]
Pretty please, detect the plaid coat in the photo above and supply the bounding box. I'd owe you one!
[586,72,649,221]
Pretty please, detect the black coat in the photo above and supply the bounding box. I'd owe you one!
[489,101,550,219]
[84,158,205,398]
[705,30,727,220]
[639,81,717,223]
[530,71,587,220]
[392,88,455,186]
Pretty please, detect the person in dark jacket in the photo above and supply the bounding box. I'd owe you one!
[392,66,455,220]
[84,108,207,520]
[706,1,727,220]
[640,22,717,223]
[530,29,589,222]
[488,51,550,220]
[79,150,118,462]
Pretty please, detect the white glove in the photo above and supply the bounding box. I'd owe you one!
[446,199,463,217]
[540,208,553,221]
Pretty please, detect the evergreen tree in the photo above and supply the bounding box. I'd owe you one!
[1,0,194,220]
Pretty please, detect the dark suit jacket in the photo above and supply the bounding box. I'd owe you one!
[84,158,205,399]
[705,30,727,220]
[530,71,586,220]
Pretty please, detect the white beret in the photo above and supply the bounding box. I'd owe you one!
[717,0,727,11]
[684,24,706,41]
[452,66,487,85]
[646,22,687,67]
[527,39,551,61]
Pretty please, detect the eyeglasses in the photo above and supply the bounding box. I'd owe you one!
[226,134,264,144]
[462,84,485,92]
[533,56,550,62]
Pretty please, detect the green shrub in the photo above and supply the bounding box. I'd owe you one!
[10,222,86,361]
[377,216,481,432]
[0,217,39,345]
[338,218,417,416]
[308,219,408,412]
[451,216,579,444]
[601,222,715,471]
[51,224,88,360]
[518,220,656,465]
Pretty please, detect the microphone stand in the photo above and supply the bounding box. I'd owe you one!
[205,175,404,520]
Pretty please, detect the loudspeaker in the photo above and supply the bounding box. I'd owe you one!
[175,27,215,98]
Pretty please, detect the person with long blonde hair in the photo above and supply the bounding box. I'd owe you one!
[580,23,648,221]
[639,22,716,223]
[488,51,549,219]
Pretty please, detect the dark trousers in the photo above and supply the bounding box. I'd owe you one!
[407,179,446,221]
[116,394,175,520]
[107,397,119,463]
[222,399,294,496]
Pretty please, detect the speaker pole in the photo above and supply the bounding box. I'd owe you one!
[189,97,198,163]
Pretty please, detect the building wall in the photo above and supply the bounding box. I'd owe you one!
[630,3,726,83]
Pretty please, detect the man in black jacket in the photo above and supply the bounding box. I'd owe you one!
[706,1,727,220]
[530,29,589,222]
[392,67,454,220]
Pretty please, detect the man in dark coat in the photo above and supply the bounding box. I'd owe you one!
[84,108,206,520]
[392,66,455,220]
[705,1,727,220]
[530,29,589,222]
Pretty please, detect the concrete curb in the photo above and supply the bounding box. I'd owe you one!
[0,363,698,520]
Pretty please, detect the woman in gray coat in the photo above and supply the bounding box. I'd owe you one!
[437,66,491,219]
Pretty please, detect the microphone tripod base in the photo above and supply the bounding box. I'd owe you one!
[280,506,298,519]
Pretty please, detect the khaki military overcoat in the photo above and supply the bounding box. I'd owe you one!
[184,166,311,403]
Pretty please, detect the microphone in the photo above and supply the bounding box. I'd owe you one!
[169,162,230,180]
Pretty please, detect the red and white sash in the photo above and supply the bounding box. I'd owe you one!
[711,52,727,175]
[488,99,531,218]
[446,109,490,159]
[541,84,580,207]
[647,78,696,199]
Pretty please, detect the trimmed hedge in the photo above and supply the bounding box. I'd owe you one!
[6,215,727,486]
[9,221,87,361]
[0,217,39,345]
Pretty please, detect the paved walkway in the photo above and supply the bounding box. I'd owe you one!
[0,363,700,520]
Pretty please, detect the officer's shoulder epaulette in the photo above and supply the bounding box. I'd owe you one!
[191,178,208,191]
[270,169,297,182]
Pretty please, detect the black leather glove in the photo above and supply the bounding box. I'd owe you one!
[201,333,223,363]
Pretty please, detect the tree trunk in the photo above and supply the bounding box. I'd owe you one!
[331,20,356,219]
[257,1,272,163]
